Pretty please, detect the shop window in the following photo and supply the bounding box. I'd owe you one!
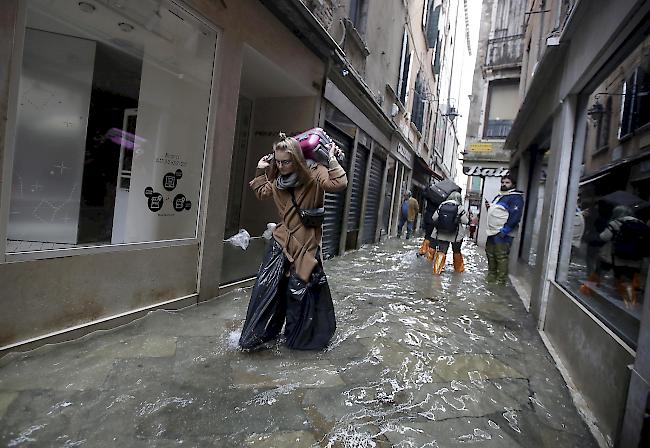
[557,36,650,349]
[397,28,412,106]
[483,80,519,139]
[6,0,216,254]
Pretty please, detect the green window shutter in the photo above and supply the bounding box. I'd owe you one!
[426,5,440,48]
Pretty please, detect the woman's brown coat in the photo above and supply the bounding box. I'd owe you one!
[249,160,347,281]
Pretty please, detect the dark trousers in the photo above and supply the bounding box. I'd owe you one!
[431,239,462,254]
[398,217,414,238]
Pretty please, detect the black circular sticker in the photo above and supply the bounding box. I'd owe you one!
[144,186,154,197]
[173,194,187,212]
[175,169,183,179]
[184,200,191,211]
[147,193,164,212]
[163,172,178,191]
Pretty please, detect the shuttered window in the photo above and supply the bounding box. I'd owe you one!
[412,71,426,132]
[397,28,412,106]
[322,125,352,259]
[426,5,441,49]
[361,155,385,244]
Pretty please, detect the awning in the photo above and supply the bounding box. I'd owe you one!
[579,151,650,186]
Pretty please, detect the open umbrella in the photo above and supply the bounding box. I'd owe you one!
[598,190,650,218]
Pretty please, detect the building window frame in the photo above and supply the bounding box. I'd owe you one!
[482,79,519,139]
[349,0,367,35]
[396,28,412,107]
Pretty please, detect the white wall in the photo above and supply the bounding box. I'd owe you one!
[125,33,214,243]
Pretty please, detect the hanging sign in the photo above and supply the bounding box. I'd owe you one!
[469,143,493,152]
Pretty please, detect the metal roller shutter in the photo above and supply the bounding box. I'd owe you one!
[322,125,351,259]
[347,145,369,231]
[361,155,385,244]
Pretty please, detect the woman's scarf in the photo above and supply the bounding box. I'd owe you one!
[276,172,300,190]
[275,160,316,190]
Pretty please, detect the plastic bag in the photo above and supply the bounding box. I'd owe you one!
[225,229,250,250]
[261,223,277,240]
[239,241,336,351]
[284,263,336,350]
[239,241,288,349]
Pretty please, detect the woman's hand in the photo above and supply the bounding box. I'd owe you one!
[327,143,342,160]
[257,153,273,170]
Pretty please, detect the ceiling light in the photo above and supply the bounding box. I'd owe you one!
[118,22,134,32]
[78,1,96,13]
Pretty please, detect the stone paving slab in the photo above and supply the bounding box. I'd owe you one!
[0,239,597,447]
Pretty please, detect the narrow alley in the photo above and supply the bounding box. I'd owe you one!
[0,239,597,447]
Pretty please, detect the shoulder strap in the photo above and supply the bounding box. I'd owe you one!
[289,188,301,212]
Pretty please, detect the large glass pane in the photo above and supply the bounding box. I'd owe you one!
[6,0,216,253]
[557,34,650,348]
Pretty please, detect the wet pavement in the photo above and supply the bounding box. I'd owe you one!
[0,238,598,447]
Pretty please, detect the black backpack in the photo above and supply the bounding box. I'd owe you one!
[612,218,650,260]
[436,202,460,233]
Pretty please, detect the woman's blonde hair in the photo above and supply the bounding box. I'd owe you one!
[269,132,312,184]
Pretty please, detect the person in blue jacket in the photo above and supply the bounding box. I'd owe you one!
[484,174,525,285]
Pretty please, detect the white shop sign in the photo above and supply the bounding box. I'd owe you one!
[463,166,510,177]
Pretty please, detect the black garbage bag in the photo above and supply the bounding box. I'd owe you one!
[238,240,289,349]
[284,261,336,350]
[239,240,337,351]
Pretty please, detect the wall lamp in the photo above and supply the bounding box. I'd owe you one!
[442,106,460,122]
[587,91,650,126]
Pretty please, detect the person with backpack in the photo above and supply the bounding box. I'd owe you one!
[429,191,468,274]
[596,205,650,307]
[485,174,525,285]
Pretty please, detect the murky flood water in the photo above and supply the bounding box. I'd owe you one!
[0,239,597,447]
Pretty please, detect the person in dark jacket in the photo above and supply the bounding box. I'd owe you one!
[398,191,419,239]
[484,175,525,285]
[418,195,438,257]
[595,205,649,306]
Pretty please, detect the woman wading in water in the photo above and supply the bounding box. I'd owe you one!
[238,132,347,350]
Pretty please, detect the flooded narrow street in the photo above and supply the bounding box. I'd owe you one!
[0,239,597,447]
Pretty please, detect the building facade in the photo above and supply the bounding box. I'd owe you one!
[463,0,526,246]
[505,0,650,445]
[0,0,464,354]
